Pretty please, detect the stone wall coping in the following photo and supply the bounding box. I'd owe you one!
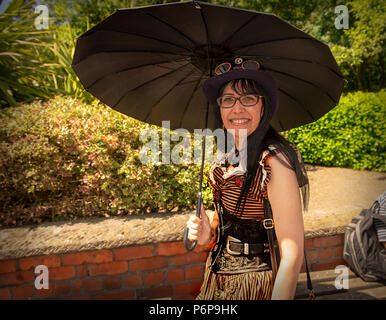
[0,210,345,261]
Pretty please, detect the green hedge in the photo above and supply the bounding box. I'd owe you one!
[0,91,384,227]
[287,90,385,172]
[0,96,212,227]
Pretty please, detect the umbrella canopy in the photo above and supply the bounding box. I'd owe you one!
[72,0,344,133]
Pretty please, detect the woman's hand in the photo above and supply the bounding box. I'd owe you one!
[186,205,212,246]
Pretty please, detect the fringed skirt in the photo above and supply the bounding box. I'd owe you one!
[196,257,274,300]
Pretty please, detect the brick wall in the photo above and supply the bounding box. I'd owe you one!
[0,234,346,300]
[302,233,347,272]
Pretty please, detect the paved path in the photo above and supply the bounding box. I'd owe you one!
[302,165,386,236]
[295,268,386,300]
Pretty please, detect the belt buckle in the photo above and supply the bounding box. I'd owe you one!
[226,236,241,255]
[243,243,249,255]
[226,236,250,255]
[263,218,274,229]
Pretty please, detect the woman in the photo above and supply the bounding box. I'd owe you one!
[186,57,310,300]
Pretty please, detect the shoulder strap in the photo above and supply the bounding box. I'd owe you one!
[263,198,279,281]
[263,197,315,299]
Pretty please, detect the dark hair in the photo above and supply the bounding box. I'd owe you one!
[213,79,310,214]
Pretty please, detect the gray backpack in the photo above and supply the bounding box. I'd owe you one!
[343,193,386,282]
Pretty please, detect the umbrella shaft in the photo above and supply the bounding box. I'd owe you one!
[198,99,210,194]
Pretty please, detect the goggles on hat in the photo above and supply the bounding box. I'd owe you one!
[214,59,261,76]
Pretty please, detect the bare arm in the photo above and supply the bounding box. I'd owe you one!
[267,153,304,300]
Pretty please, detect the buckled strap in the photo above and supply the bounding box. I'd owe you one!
[226,236,269,256]
[228,241,268,255]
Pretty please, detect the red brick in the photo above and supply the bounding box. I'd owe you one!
[312,237,328,248]
[331,234,344,246]
[13,285,33,300]
[53,281,72,296]
[312,258,347,271]
[76,265,88,277]
[83,278,103,292]
[305,249,319,263]
[333,246,344,258]
[71,279,83,294]
[145,271,165,286]
[166,268,185,284]
[305,238,313,250]
[129,256,168,272]
[313,234,344,248]
[319,248,333,260]
[124,274,143,287]
[137,285,172,299]
[114,245,154,261]
[61,250,113,266]
[34,282,54,298]
[19,255,60,271]
[0,259,17,274]
[103,276,123,290]
[0,270,35,286]
[49,266,76,280]
[170,252,207,266]
[94,290,134,300]
[185,265,203,280]
[88,261,128,276]
[174,280,203,296]
[0,287,12,300]
[156,242,186,256]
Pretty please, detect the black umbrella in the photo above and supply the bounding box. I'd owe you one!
[72,0,344,250]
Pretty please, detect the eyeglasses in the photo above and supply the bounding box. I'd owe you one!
[214,59,261,76]
[216,94,263,108]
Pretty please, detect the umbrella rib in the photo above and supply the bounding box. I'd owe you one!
[86,29,193,52]
[142,11,198,47]
[178,74,205,128]
[265,66,339,104]
[143,68,196,122]
[278,87,316,121]
[278,120,285,131]
[234,36,320,51]
[72,50,192,67]
[240,53,343,78]
[197,4,212,74]
[222,14,258,46]
[198,4,210,46]
[84,57,191,90]
[112,62,191,109]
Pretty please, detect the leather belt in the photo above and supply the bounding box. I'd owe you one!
[226,236,269,256]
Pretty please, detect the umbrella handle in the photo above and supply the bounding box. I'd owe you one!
[183,228,197,251]
[183,192,202,251]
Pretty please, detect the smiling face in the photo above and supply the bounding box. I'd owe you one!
[219,80,264,141]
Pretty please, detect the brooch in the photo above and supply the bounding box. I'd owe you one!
[235,176,244,188]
